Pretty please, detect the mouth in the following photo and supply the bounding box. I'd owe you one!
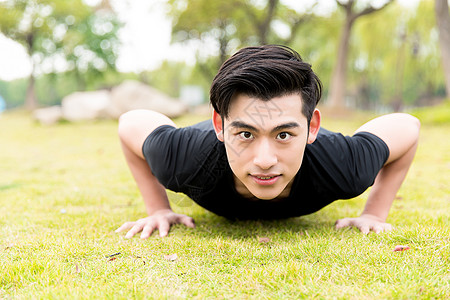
[250,174,281,185]
[256,176,276,180]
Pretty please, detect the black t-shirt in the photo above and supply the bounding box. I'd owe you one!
[142,120,389,219]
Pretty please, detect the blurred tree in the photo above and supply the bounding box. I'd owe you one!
[352,1,443,110]
[287,12,341,100]
[351,5,398,110]
[435,0,450,99]
[403,0,443,106]
[327,0,393,109]
[0,0,120,109]
[0,79,27,108]
[168,0,312,81]
[353,3,408,110]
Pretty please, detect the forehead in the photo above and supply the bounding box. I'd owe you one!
[226,93,305,126]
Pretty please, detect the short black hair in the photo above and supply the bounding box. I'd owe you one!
[210,45,322,123]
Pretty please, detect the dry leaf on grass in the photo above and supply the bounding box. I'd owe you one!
[107,252,121,258]
[393,245,411,252]
[4,243,14,250]
[164,253,178,261]
[258,237,271,243]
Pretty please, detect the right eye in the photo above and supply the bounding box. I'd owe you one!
[238,131,254,140]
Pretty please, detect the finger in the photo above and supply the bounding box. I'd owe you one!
[140,222,156,239]
[335,218,352,229]
[158,219,171,237]
[371,225,383,234]
[179,215,195,228]
[115,222,135,233]
[359,224,370,235]
[382,223,393,232]
[125,223,145,239]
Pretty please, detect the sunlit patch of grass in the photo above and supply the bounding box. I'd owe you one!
[410,100,450,125]
[0,110,449,299]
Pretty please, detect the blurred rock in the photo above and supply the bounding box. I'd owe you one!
[190,103,213,116]
[62,90,111,121]
[108,80,187,118]
[33,106,63,125]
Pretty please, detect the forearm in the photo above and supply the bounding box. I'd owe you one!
[121,140,171,215]
[336,114,420,233]
[362,138,418,221]
[362,168,403,221]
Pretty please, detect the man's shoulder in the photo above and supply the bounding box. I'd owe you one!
[145,119,223,168]
[306,127,347,153]
[302,126,389,199]
[148,119,218,150]
[143,119,228,195]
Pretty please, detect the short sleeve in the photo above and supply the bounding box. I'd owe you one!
[305,128,390,199]
[142,120,219,192]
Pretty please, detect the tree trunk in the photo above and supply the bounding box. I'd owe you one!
[244,0,279,45]
[75,70,86,91]
[258,0,278,44]
[393,31,407,112]
[24,32,38,110]
[328,0,393,109]
[218,22,229,67]
[435,0,450,99]
[328,17,353,108]
[25,73,37,110]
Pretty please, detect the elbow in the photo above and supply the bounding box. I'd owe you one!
[408,114,421,142]
[399,113,420,142]
[409,114,421,131]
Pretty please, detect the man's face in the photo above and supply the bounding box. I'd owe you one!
[213,93,320,200]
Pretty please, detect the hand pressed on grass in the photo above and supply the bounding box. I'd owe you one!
[115,209,195,239]
[335,214,393,234]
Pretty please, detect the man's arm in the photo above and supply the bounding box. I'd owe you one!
[335,113,420,234]
[116,110,195,239]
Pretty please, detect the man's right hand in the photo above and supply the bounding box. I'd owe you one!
[115,209,195,239]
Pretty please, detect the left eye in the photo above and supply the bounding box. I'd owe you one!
[277,132,291,140]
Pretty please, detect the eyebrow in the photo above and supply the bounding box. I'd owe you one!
[229,121,300,133]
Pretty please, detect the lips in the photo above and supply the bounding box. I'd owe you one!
[251,174,281,185]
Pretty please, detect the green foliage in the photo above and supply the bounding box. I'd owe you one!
[410,100,450,125]
[349,1,444,108]
[0,111,448,298]
[167,0,447,110]
[141,61,192,98]
[290,13,342,98]
[140,60,210,101]
[0,0,121,72]
[0,79,27,107]
[169,0,311,84]
[0,0,447,110]
[0,0,121,106]
[0,70,136,107]
[170,0,259,49]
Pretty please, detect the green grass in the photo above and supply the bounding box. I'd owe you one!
[410,100,450,126]
[0,110,449,299]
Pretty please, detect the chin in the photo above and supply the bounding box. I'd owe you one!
[249,189,282,200]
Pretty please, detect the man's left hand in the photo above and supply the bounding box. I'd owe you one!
[335,214,393,234]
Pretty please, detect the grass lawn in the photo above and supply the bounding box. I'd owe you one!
[0,110,449,299]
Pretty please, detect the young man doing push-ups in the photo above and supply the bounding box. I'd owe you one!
[116,45,420,239]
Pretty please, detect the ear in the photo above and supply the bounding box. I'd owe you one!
[212,110,224,142]
[307,109,321,144]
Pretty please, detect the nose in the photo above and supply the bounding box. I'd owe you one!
[253,138,278,170]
